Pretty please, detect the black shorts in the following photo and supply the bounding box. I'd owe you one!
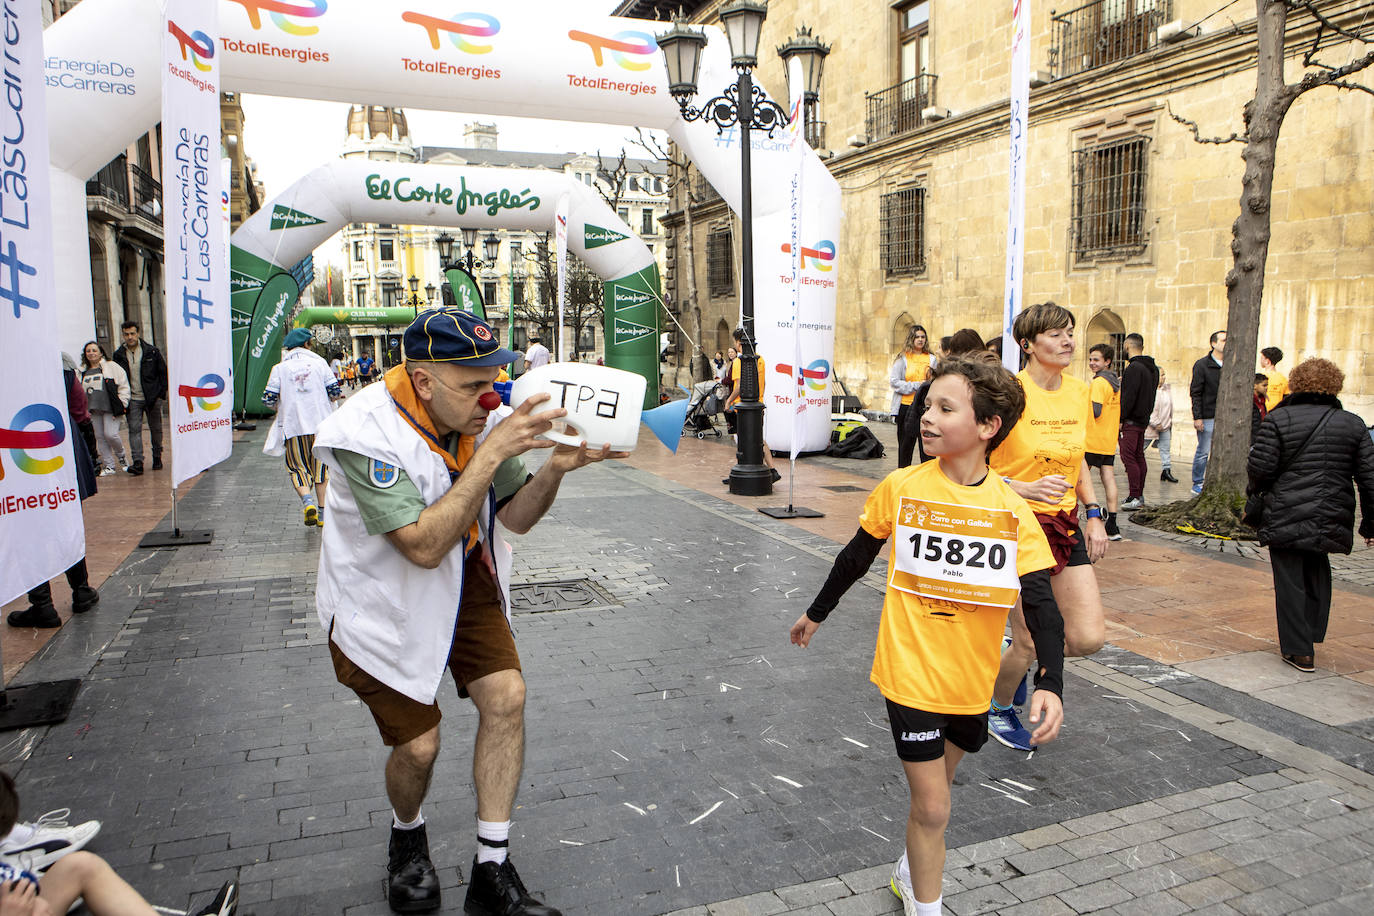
[885,699,988,762]
[1084,452,1116,467]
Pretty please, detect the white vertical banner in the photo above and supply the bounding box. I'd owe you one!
[555,194,569,362]
[0,2,84,605]
[785,58,807,462]
[163,0,231,487]
[1002,0,1031,372]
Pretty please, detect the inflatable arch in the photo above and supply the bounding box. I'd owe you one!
[231,160,660,412]
[43,0,842,451]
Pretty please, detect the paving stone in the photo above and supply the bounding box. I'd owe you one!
[1053,877,1135,912]
[823,888,901,915]
[998,897,1076,916]
[1108,889,1193,916]
[1002,869,1074,903]
[1009,823,1075,850]
[774,878,852,908]
[943,883,1019,915]
[1169,875,1245,908]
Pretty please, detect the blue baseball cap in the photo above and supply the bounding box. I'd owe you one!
[283,327,312,349]
[403,308,518,367]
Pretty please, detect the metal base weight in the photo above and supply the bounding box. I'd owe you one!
[0,679,81,731]
[759,506,825,519]
[233,421,257,431]
[139,528,214,548]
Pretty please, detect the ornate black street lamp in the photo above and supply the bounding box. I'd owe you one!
[777,26,830,148]
[406,274,424,317]
[658,0,788,496]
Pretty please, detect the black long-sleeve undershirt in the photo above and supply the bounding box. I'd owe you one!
[804,528,1066,698]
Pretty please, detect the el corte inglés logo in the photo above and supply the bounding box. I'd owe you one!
[270,205,327,230]
[584,225,629,249]
[613,320,654,346]
[365,174,538,217]
[613,288,653,311]
[230,270,264,291]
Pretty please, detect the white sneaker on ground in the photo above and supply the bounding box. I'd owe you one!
[99,467,116,477]
[0,809,101,872]
[890,859,918,916]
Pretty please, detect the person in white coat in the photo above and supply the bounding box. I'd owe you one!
[313,308,623,916]
[262,328,342,527]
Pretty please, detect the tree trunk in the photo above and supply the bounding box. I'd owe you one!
[1202,0,1294,508]
[682,195,706,381]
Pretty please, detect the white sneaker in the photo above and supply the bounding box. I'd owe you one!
[0,809,101,872]
[99,467,116,477]
[890,859,918,916]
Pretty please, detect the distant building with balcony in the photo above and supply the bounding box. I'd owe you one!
[337,108,668,365]
[633,0,1374,429]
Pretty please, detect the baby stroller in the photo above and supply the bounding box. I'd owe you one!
[683,379,725,439]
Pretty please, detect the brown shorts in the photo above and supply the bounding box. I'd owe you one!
[329,550,521,746]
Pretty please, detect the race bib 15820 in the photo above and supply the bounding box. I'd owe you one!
[891,497,1020,608]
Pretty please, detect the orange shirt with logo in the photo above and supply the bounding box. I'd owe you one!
[861,461,1055,714]
[990,370,1092,515]
[901,352,933,406]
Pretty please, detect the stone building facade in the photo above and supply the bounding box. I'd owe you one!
[641,0,1373,441]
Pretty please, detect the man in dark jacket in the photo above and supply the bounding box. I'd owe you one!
[112,320,169,475]
[1189,330,1225,494]
[1117,333,1158,510]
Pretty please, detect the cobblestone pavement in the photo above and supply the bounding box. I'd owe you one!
[4,428,1373,915]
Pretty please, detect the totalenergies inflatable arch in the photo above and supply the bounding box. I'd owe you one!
[231,161,659,412]
[43,0,841,451]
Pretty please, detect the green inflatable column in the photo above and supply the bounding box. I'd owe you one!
[603,265,661,409]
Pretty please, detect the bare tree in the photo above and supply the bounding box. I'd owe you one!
[632,126,711,380]
[515,234,604,361]
[1159,1,1372,529]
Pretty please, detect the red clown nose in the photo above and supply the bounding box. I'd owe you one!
[477,391,502,411]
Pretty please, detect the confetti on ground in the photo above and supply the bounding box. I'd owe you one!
[623,802,647,816]
[689,800,724,825]
[842,737,869,748]
[773,775,803,789]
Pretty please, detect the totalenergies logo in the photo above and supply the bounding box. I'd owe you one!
[568,29,657,71]
[228,0,328,36]
[167,21,215,72]
[178,374,226,413]
[775,359,830,392]
[780,240,836,272]
[0,404,66,480]
[402,10,500,53]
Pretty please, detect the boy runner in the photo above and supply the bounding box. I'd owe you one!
[790,353,1066,916]
[1086,344,1122,539]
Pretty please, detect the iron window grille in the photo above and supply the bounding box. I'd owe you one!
[1072,135,1150,261]
[880,186,927,278]
[707,228,734,298]
[1050,0,1173,78]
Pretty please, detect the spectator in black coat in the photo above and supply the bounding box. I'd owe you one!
[1117,333,1158,509]
[1247,358,1374,674]
[1189,330,1225,494]
[112,321,168,475]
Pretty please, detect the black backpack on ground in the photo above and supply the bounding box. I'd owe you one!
[826,424,885,459]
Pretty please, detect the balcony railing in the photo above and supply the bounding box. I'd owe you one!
[129,163,161,219]
[1050,0,1173,78]
[806,120,827,151]
[865,74,938,143]
[86,154,129,207]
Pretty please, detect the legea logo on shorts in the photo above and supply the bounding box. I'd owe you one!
[228,0,328,36]
[178,374,226,412]
[0,404,66,480]
[774,359,830,393]
[167,21,215,72]
[567,30,657,71]
[780,240,836,272]
[401,10,500,53]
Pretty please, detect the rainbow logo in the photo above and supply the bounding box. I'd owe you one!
[780,240,836,272]
[774,359,830,393]
[0,403,66,481]
[568,29,657,71]
[227,0,328,36]
[402,11,500,53]
[167,21,215,72]
[178,374,226,413]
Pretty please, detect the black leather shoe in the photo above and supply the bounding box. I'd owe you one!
[387,825,440,913]
[1160,469,1178,483]
[1281,653,1315,673]
[151,455,163,470]
[127,461,144,476]
[72,585,100,614]
[464,857,561,916]
[8,603,60,628]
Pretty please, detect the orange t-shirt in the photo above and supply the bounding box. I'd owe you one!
[1263,370,1288,412]
[729,355,766,402]
[900,352,933,406]
[861,461,1054,714]
[1086,374,1121,456]
[990,370,1092,514]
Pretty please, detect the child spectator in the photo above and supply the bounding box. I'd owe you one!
[789,353,1066,916]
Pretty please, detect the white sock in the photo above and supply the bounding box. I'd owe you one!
[301,492,317,507]
[476,818,510,864]
[915,897,942,915]
[896,851,911,886]
[392,811,423,830]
